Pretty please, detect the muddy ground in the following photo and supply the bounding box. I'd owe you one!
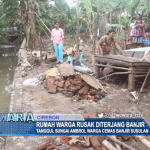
[4,37,150,150]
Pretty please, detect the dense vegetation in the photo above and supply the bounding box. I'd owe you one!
[0,0,150,48]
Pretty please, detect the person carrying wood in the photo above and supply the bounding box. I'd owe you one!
[51,22,64,64]
[95,29,125,56]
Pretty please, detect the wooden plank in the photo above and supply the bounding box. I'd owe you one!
[95,64,130,71]
[95,55,142,63]
[95,56,150,67]
[134,75,147,78]
[95,57,133,67]
[46,53,67,61]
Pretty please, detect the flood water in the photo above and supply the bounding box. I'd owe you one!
[0,46,18,113]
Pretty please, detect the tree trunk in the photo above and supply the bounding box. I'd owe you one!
[30,0,36,51]
[110,12,112,24]
[147,0,149,26]
[76,1,80,52]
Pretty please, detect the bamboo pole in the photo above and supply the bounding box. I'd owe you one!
[140,69,150,92]
[36,19,51,40]
[107,136,135,150]
[137,136,150,149]
[35,12,51,34]
[102,140,118,150]
[112,136,122,150]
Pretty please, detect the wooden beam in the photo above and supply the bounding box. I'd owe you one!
[95,64,130,71]
[99,71,131,80]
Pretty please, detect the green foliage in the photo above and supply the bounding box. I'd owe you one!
[107,24,125,28]
[127,0,140,17]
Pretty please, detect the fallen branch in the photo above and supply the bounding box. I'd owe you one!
[136,136,150,149]
[102,140,117,150]
[107,136,135,150]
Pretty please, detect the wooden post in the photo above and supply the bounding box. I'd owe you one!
[128,68,135,91]
[95,62,100,78]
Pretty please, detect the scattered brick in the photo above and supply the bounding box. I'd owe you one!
[70,144,84,150]
[57,87,64,92]
[74,75,82,79]
[55,76,63,81]
[74,96,80,101]
[55,80,64,88]
[90,136,101,148]
[46,76,55,89]
[45,143,57,150]
[68,86,79,92]
[100,81,109,86]
[122,136,130,141]
[65,80,71,87]
[62,91,74,97]
[96,148,107,150]
[81,81,88,86]
[37,141,51,150]
[95,94,100,100]
[73,80,83,85]
[95,147,102,150]
[90,89,99,95]
[100,148,108,150]
[70,79,75,84]
[64,84,68,91]
[83,95,88,100]
[78,87,85,95]
[82,86,90,95]
[48,85,57,94]
[98,136,105,142]
[100,90,106,97]
[84,113,97,118]
[90,96,95,101]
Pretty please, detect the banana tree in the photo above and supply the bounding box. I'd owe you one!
[127,0,140,17]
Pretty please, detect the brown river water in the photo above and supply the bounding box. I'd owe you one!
[0,45,18,113]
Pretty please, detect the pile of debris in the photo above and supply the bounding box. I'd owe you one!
[37,135,146,150]
[43,63,106,102]
[44,74,105,102]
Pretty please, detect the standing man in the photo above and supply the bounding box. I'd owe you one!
[51,22,64,64]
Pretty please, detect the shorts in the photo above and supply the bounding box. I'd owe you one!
[133,36,143,44]
[144,39,150,46]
